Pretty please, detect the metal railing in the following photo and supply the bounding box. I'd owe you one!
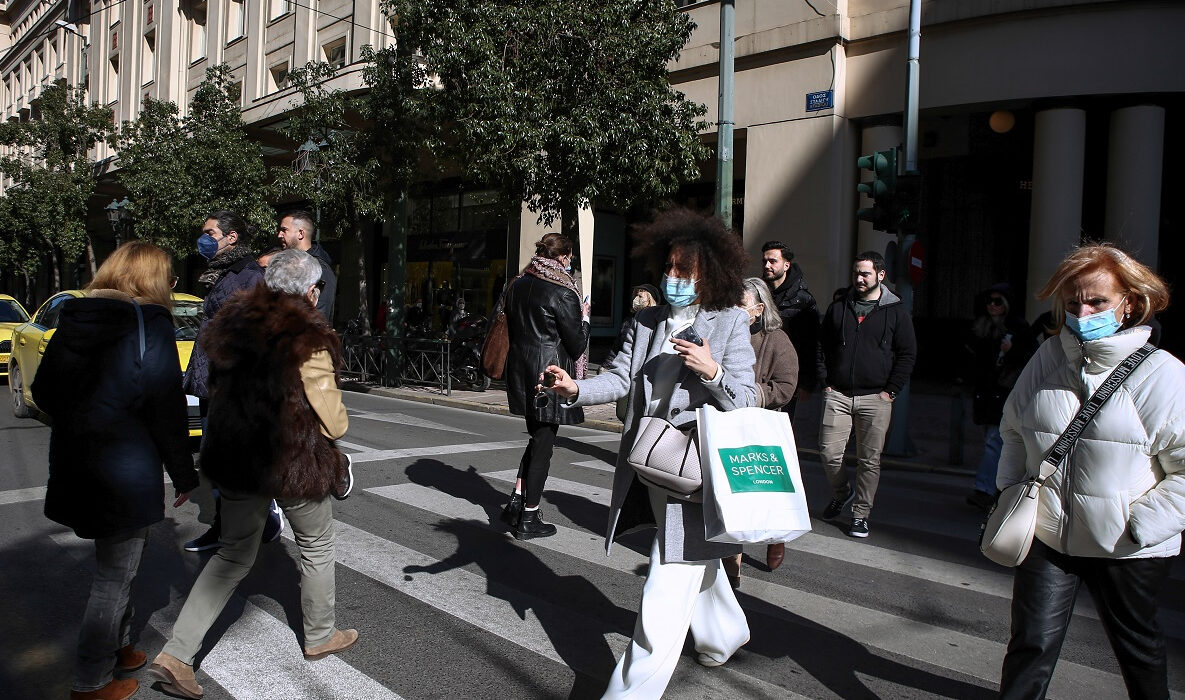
[338,333,454,395]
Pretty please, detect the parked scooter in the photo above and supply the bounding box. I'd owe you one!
[448,302,490,391]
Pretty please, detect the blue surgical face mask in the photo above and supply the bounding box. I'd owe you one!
[662,274,698,307]
[1065,296,1125,342]
[197,233,220,260]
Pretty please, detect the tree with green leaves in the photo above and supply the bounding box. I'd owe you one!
[0,82,112,287]
[116,65,271,258]
[0,194,48,307]
[381,0,710,232]
[274,56,429,333]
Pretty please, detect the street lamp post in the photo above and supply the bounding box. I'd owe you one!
[105,197,131,247]
[295,138,329,242]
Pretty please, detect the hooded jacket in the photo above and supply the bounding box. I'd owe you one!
[198,284,347,500]
[816,285,917,396]
[998,326,1185,559]
[33,291,198,539]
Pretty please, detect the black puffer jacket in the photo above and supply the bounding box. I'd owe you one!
[504,274,589,424]
[769,264,820,391]
[34,293,198,539]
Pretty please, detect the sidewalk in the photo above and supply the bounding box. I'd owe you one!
[349,376,981,478]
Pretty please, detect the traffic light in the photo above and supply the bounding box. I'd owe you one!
[856,148,898,232]
[894,172,922,232]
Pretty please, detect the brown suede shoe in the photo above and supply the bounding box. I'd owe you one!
[116,645,147,672]
[70,678,138,700]
[721,554,742,590]
[148,652,203,699]
[766,543,786,571]
[304,628,359,661]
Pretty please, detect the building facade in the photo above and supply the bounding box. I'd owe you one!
[1,1,1182,363]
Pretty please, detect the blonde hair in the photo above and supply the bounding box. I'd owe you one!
[1037,243,1168,329]
[87,240,174,309]
[741,277,782,332]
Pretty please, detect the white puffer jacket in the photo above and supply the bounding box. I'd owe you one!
[998,326,1185,559]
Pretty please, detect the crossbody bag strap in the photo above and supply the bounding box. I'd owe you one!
[494,274,523,317]
[1037,343,1156,483]
[131,299,145,362]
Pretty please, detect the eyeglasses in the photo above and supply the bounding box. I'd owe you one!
[315,279,327,291]
[987,297,1005,306]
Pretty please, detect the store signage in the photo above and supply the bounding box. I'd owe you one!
[805,90,833,112]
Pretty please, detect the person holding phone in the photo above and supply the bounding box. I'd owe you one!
[543,208,757,698]
[500,232,590,539]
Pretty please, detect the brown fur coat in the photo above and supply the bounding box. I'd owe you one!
[199,284,344,499]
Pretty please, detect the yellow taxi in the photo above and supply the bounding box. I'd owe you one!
[9,291,204,437]
[0,294,31,380]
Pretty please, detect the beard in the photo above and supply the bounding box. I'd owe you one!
[854,277,880,299]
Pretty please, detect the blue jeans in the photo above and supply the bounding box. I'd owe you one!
[973,425,1003,494]
[74,527,149,692]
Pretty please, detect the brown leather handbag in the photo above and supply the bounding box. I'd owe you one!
[481,277,517,380]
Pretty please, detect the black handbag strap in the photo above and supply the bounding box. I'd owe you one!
[1038,343,1156,481]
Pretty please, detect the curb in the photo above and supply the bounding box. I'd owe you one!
[348,383,975,477]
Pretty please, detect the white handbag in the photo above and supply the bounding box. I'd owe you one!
[979,344,1155,567]
[626,416,703,502]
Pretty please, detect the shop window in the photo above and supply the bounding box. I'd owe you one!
[323,38,346,69]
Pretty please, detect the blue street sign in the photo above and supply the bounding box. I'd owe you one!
[806,90,834,112]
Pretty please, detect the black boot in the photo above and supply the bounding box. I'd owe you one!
[513,509,557,540]
[500,492,523,527]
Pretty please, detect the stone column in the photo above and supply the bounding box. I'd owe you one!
[1027,107,1086,319]
[1104,105,1165,269]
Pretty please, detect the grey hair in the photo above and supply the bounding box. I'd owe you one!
[265,249,321,295]
[741,277,782,332]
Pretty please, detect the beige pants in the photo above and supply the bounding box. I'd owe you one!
[164,491,336,662]
[818,389,893,519]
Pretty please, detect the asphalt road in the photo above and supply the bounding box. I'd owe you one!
[2,388,1184,699]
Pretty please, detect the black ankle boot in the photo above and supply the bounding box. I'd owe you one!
[513,509,557,540]
[500,492,523,527]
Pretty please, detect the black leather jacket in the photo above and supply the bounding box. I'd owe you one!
[504,274,589,424]
[769,264,820,390]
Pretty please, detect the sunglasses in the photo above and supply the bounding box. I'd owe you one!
[170,276,179,289]
[315,279,327,291]
[987,297,1005,306]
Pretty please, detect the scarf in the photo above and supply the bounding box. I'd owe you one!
[524,255,587,379]
[197,244,255,291]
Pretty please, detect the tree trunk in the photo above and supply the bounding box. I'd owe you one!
[42,236,61,293]
[85,233,98,279]
[355,219,371,335]
[23,270,32,309]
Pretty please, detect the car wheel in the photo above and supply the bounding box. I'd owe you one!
[11,364,32,418]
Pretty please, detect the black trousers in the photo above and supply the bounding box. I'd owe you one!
[1000,539,1170,700]
[515,415,559,507]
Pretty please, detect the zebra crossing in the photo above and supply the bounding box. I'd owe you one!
[10,394,1185,699]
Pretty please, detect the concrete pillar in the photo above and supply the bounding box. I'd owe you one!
[1104,105,1165,269]
[1027,107,1086,319]
[857,124,903,258]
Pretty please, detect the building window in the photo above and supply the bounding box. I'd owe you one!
[270,0,292,20]
[111,29,119,51]
[146,2,154,25]
[269,62,289,93]
[109,0,121,25]
[323,37,346,69]
[108,55,119,103]
[187,1,208,63]
[227,0,245,43]
[229,81,242,106]
[142,30,155,85]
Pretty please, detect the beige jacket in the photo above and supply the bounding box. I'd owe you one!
[301,350,348,439]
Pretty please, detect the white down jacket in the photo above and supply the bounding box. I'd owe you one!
[998,325,1185,559]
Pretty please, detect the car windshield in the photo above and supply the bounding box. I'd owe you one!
[174,300,201,341]
[0,299,28,323]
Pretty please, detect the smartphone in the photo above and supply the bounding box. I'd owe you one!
[672,325,703,346]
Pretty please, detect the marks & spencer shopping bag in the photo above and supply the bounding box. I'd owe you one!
[697,404,811,544]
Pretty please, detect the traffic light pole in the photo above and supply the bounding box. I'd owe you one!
[714,0,735,228]
[885,0,922,457]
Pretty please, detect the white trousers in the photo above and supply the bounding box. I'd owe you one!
[601,492,750,699]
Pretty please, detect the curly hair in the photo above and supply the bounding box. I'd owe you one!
[631,208,747,311]
[1037,242,1169,329]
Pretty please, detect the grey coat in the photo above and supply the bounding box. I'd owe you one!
[573,305,758,562]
